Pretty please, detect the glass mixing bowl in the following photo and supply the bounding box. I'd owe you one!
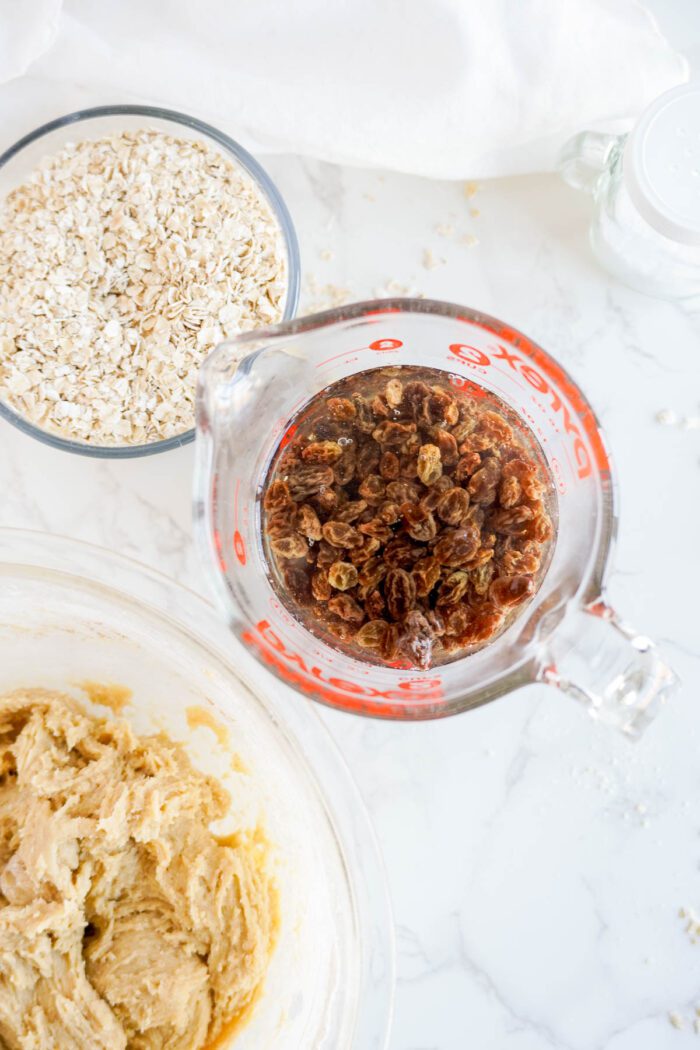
[0,529,393,1050]
[0,105,300,458]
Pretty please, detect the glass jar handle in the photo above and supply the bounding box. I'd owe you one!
[558,131,624,194]
[539,599,678,738]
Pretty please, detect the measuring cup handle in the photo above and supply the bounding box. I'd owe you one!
[558,130,623,194]
[538,599,678,738]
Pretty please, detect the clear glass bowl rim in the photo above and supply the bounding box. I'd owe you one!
[0,104,301,459]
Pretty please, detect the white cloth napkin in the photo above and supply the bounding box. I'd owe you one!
[1,0,688,179]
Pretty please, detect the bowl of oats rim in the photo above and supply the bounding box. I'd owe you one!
[0,105,300,457]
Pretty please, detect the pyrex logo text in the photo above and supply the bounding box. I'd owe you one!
[448,342,592,479]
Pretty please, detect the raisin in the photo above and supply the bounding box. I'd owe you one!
[490,574,535,608]
[327,397,356,421]
[322,520,363,548]
[311,570,332,602]
[475,410,514,444]
[328,561,359,590]
[358,557,388,589]
[271,534,308,559]
[358,519,393,543]
[356,441,380,476]
[503,458,545,500]
[402,503,438,542]
[400,381,431,419]
[498,475,522,508]
[334,448,357,485]
[385,568,417,620]
[468,458,501,504]
[349,536,381,564]
[417,443,443,486]
[288,464,335,500]
[412,555,441,596]
[328,594,366,624]
[421,388,458,427]
[312,487,339,515]
[436,487,470,525]
[385,378,403,407]
[436,571,470,606]
[399,610,434,670]
[380,623,401,661]
[284,564,311,604]
[297,504,322,541]
[302,440,344,464]
[352,395,376,433]
[432,428,459,466]
[358,474,386,506]
[470,560,495,596]
[377,500,401,525]
[489,506,534,536]
[264,479,292,511]
[356,619,388,652]
[434,526,481,566]
[386,480,420,503]
[365,588,386,619]
[371,395,390,419]
[335,499,368,523]
[454,451,482,483]
[372,420,417,447]
[379,451,400,480]
[316,541,337,569]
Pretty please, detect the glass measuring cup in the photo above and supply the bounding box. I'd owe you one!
[194,299,677,736]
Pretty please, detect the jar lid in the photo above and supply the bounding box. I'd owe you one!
[624,82,700,246]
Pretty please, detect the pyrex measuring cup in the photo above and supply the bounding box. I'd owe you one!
[194,299,677,736]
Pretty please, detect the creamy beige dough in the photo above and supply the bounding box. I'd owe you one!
[0,689,274,1050]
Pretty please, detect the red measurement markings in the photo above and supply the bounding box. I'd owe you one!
[232,479,246,566]
[315,337,404,368]
[448,337,606,481]
[242,619,443,716]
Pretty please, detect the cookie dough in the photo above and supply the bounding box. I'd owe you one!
[0,689,274,1050]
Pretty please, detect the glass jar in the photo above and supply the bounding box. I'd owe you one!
[559,83,700,301]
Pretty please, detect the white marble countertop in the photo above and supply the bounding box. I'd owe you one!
[2,6,700,1047]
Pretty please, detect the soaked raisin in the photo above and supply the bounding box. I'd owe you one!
[385,568,417,620]
[379,451,400,480]
[417,443,443,486]
[262,364,555,670]
[328,561,359,590]
[328,594,366,624]
[302,440,344,464]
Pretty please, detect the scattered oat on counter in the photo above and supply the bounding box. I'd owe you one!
[0,130,287,447]
[463,181,479,199]
[373,278,426,298]
[470,207,480,218]
[669,1011,685,1031]
[435,223,455,238]
[656,409,679,426]
[422,248,444,270]
[302,273,353,314]
[460,233,480,247]
[319,248,335,262]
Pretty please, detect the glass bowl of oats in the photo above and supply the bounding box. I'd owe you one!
[0,105,299,457]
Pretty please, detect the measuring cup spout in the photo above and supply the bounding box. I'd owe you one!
[538,599,678,738]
